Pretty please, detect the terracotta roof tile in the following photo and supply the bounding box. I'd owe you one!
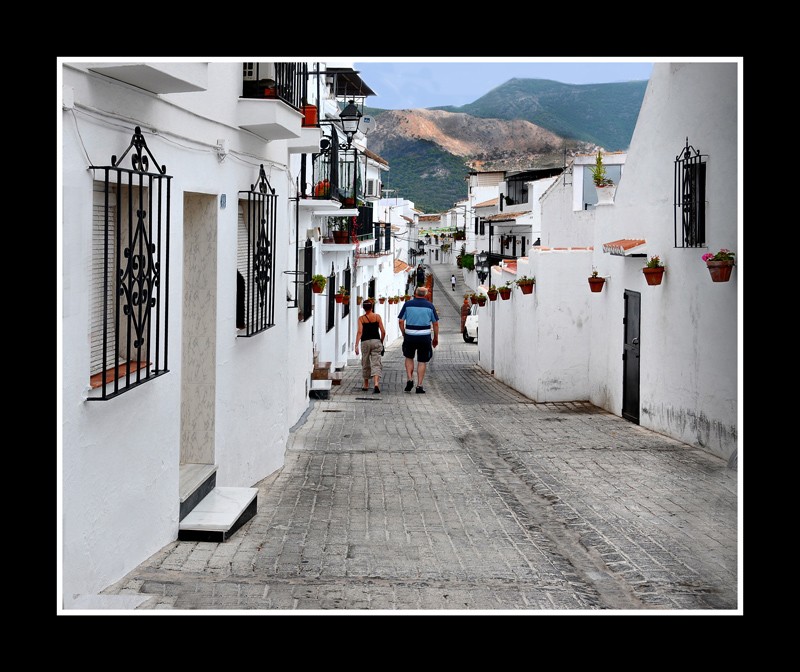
[475,197,499,208]
[394,259,412,274]
[602,239,646,256]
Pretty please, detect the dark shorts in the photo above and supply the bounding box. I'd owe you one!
[402,334,433,363]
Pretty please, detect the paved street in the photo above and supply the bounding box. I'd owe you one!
[101,263,739,613]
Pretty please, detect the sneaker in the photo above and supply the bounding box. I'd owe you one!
[404,380,414,392]
[416,386,425,394]
[373,386,381,394]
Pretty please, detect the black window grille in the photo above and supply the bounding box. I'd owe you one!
[237,165,277,336]
[241,62,307,110]
[479,219,486,236]
[474,216,479,235]
[326,266,336,332]
[384,223,391,252]
[674,138,707,248]
[355,204,374,239]
[88,127,172,401]
[368,278,376,301]
[299,239,313,322]
[343,264,351,318]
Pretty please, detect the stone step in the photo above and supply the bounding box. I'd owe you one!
[178,487,258,542]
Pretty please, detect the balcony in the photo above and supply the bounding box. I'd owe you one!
[88,63,208,94]
[237,99,303,141]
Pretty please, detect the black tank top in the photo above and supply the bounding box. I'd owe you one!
[361,317,380,342]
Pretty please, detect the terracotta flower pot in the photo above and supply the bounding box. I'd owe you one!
[332,230,350,244]
[499,289,512,300]
[334,294,344,304]
[312,282,324,294]
[588,277,605,293]
[706,260,733,282]
[487,291,498,301]
[519,283,534,295]
[643,267,665,286]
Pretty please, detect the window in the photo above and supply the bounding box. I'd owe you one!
[343,265,351,318]
[298,239,313,323]
[674,139,707,248]
[326,268,336,332]
[237,165,278,336]
[88,127,172,400]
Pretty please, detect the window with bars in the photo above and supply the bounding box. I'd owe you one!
[674,139,707,248]
[343,265,351,318]
[237,166,278,336]
[326,268,336,332]
[88,127,171,400]
[298,239,313,323]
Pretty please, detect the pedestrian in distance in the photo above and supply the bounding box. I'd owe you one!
[398,286,439,394]
[451,274,456,291]
[355,299,386,394]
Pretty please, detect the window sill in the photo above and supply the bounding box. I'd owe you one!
[89,361,149,390]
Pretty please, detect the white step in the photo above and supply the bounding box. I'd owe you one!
[178,487,258,542]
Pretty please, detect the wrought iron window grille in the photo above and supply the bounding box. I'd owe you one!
[674,138,707,249]
[326,265,336,332]
[237,165,277,337]
[88,127,172,401]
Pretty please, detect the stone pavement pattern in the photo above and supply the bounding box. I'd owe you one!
[102,264,738,611]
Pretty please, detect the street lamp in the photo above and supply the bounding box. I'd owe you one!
[475,251,489,284]
[339,99,362,149]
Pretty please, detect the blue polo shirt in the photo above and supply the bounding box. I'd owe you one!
[398,298,439,336]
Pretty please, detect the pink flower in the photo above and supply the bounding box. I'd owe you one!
[701,253,713,262]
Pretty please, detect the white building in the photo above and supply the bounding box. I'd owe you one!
[478,62,739,464]
[60,60,394,607]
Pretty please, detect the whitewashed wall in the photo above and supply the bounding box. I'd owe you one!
[61,63,313,605]
[589,62,738,461]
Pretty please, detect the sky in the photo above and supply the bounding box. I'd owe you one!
[352,59,656,110]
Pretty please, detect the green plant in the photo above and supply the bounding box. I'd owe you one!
[503,280,515,289]
[591,268,599,278]
[488,285,498,292]
[590,151,614,188]
[516,275,535,286]
[461,253,475,270]
[332,217,351,231]
[311,274,327,291]
[702,249,735,263]
[337,286,349,297]
[645,255,664,268]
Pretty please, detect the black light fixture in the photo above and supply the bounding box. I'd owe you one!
[339,99,362,148]
[476,251,489,283]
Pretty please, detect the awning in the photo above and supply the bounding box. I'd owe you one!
[602,239,647,256]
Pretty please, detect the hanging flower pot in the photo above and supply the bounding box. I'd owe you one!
[342,296,350,305]
[588,276,605,293]
[379,297,386,304]
[702,249,735,282]
[487,289,498,302]
[499,287,512,300]
[642,256,665,286]
[706,261,734,282]
[642,267,665,285]
[311,275,326,294]
[334,294,344,304]
[356,296,363,305]
[477,295,487,306]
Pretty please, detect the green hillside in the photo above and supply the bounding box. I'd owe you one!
[435,78,647,151]
[378,137,469,213]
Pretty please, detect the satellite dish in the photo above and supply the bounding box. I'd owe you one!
[360,115,376,135]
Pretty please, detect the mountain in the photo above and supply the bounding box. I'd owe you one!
[363,78,648,213]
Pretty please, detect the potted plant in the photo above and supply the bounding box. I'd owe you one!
[702,249,735,282]
[356,295,363,305]
[486,285,499,301]
[516,275,536,295]
[334,286,348,304]
[378,296,386,304]
[588,269,605,293]
[591,151,616,205]
[331,217,352,244]
[498,281,513,300]
[402,293,411,301]
[475,292,487,306]
[311,274,327,294]
[643,255,666,286]
[467,292,478,305]
[314,179,330,198]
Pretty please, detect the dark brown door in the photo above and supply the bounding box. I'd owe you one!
[622,290,641,424]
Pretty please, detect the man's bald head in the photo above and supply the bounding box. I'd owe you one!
[414,287,428,298]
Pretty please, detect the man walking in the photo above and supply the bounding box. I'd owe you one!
[451,274,456,291]
[398,287,439,394]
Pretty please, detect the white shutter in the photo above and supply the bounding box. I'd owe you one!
[90,184,117,375]
[236,204,251,329]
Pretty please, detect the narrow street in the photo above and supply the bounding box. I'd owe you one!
[103,263,738,612]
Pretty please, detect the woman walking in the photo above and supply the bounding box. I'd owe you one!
[354,299,386,393]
